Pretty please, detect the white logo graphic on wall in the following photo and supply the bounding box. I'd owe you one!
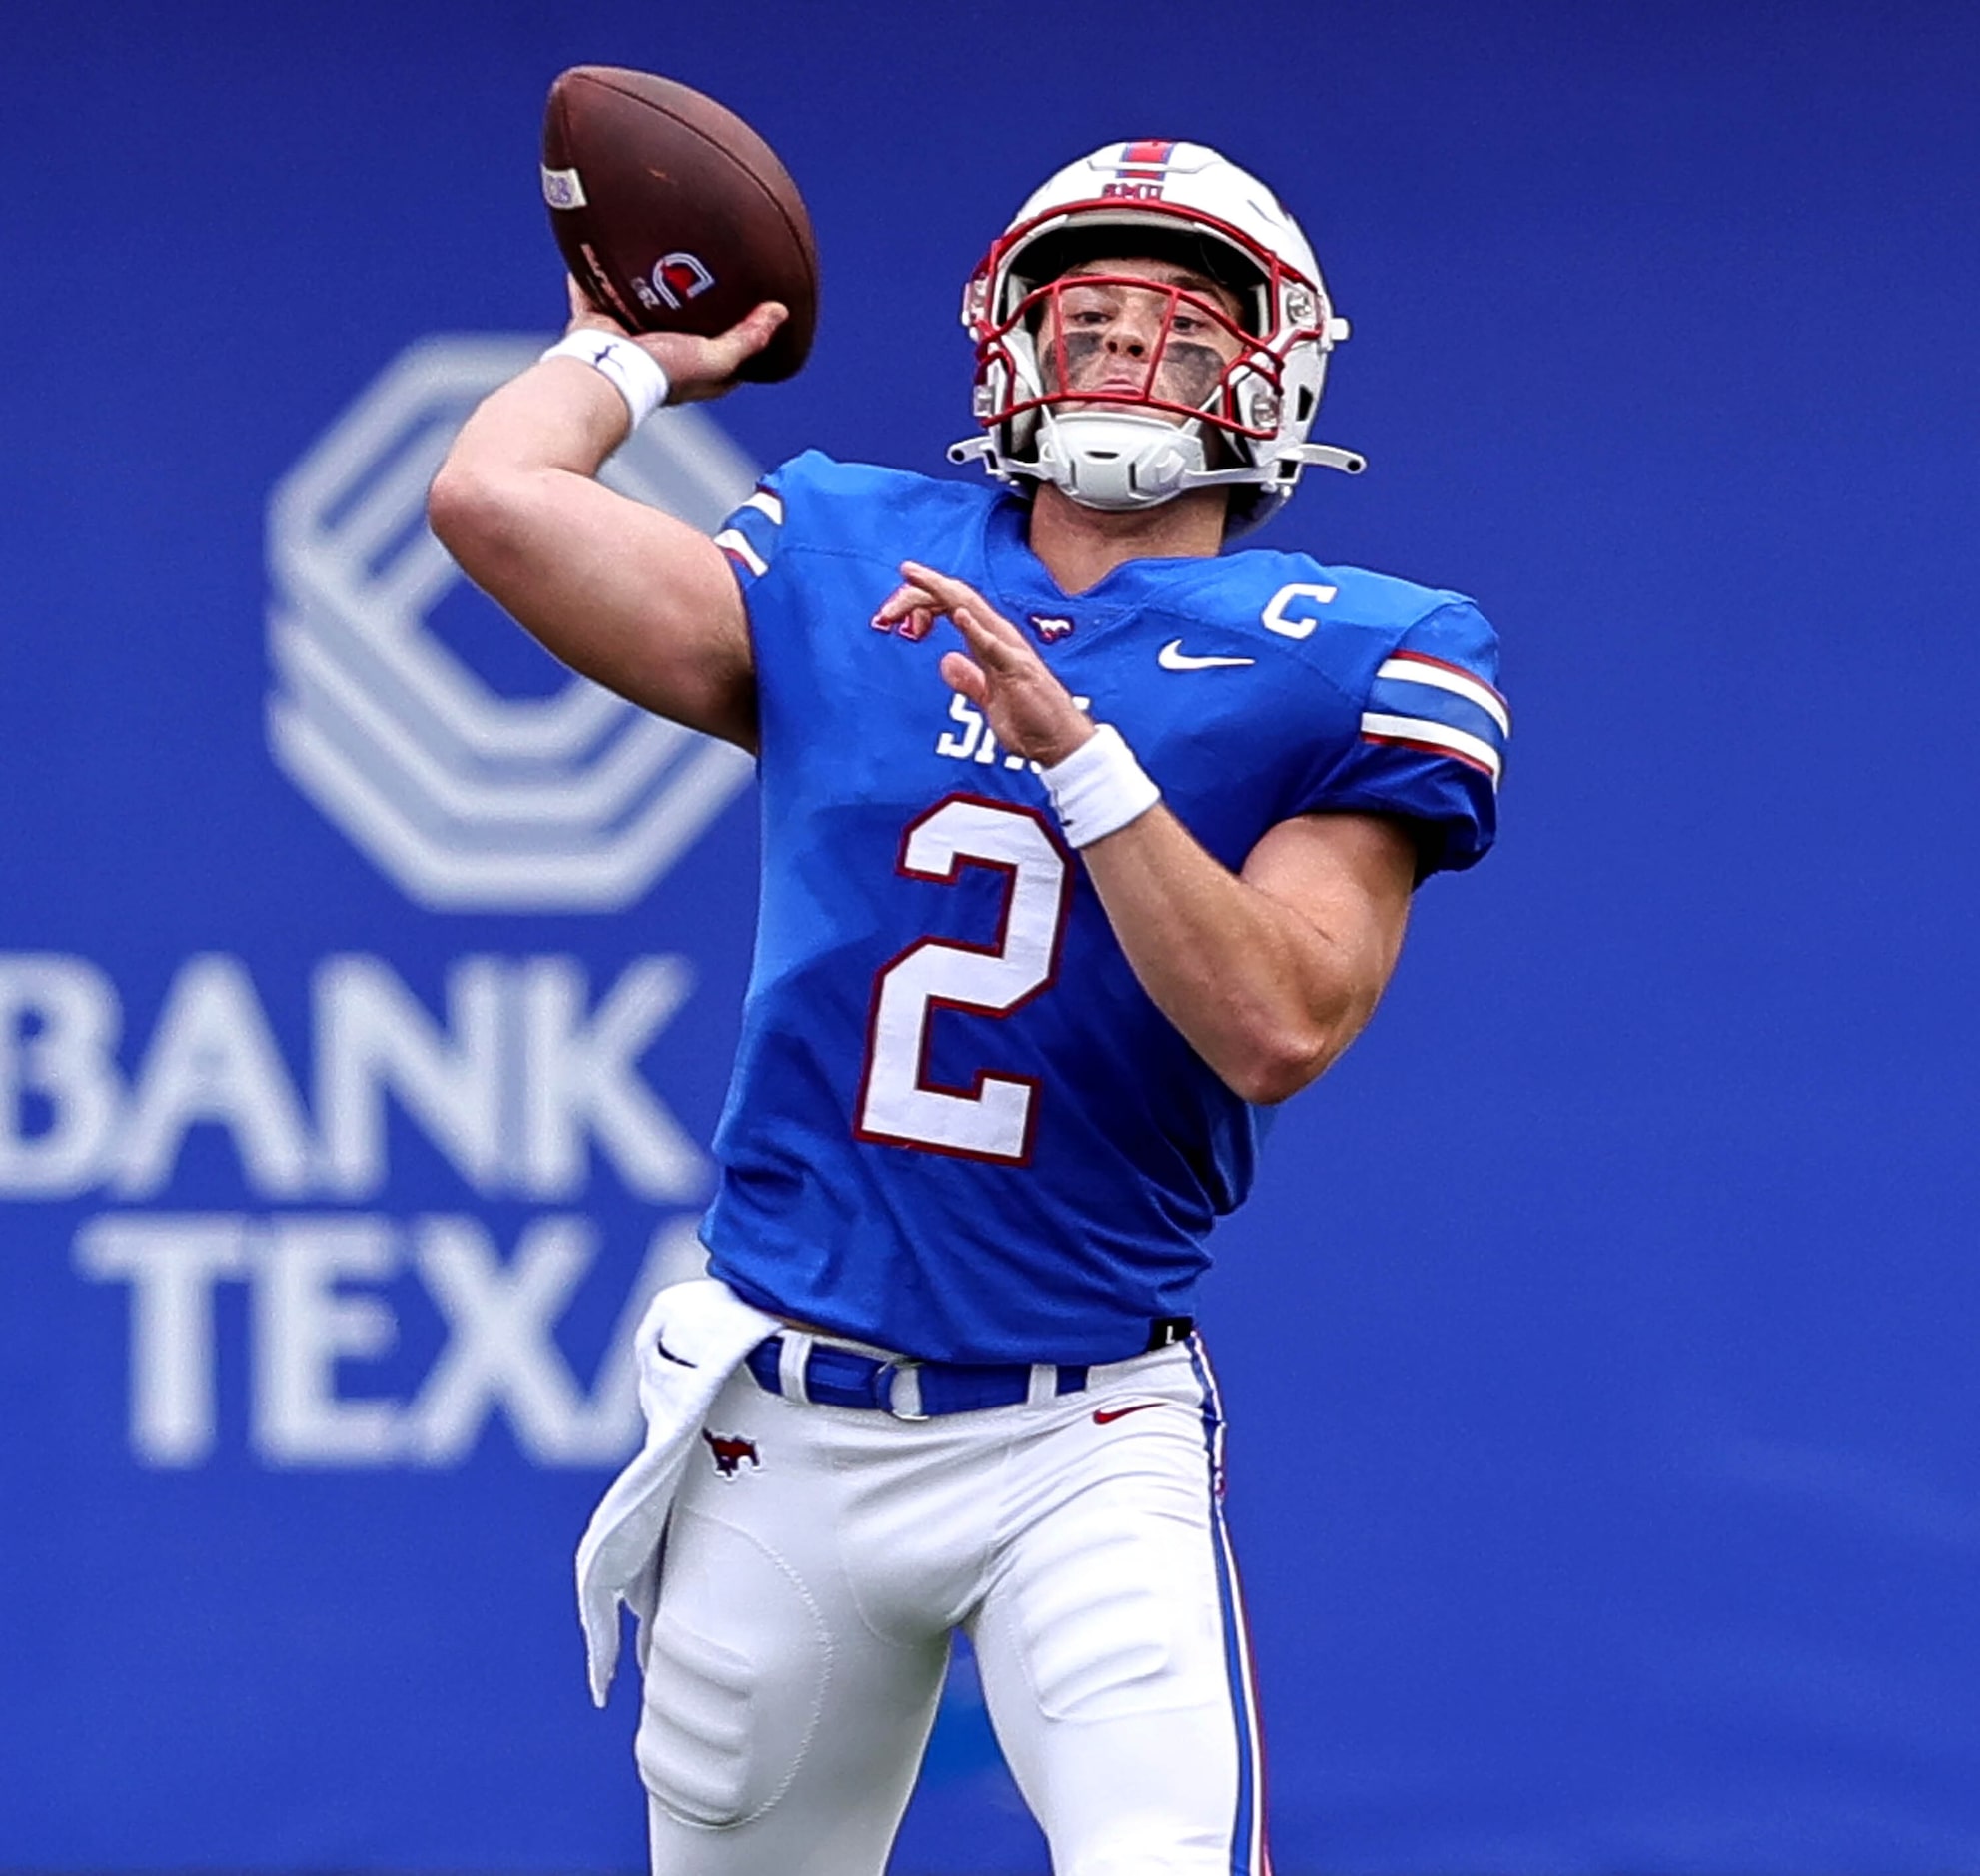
[267,335,757,911]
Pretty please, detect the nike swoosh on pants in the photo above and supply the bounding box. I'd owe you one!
[1092,1401,1167,1424]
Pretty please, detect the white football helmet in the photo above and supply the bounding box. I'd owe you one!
[950,140,1364,531]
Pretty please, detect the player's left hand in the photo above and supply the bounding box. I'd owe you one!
[874,562,1096,767]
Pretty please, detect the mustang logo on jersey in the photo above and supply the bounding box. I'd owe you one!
[703,1430,761,1478]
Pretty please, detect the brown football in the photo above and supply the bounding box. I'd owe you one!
[541,66,817,382]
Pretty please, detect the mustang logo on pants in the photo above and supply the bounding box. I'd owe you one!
[702,1430,761,1478]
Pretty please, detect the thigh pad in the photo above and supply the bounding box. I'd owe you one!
[636,1508,831,1829]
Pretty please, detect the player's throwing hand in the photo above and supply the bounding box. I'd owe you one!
[874,561,1098,767]
[559,275,787,405]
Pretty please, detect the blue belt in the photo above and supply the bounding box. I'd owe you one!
[745,1335,1091,1420]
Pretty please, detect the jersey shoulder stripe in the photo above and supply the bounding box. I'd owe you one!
[1374,650,1509,734]
[1362,646,1509,789]
[1359,713,1502,785]
[715,525,770,578]
[713,484,788,583]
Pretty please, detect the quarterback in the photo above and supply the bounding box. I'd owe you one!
[431,140,1505,1876]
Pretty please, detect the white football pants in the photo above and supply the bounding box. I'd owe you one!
[636,1335,1269,1875]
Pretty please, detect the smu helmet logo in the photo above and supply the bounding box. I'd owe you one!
[652,252,716,310]
[703,1430,760,1478]
[1101,137,1175,200]
[266,335,758,911]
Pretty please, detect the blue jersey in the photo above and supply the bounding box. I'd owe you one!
[699,453,1505,1364]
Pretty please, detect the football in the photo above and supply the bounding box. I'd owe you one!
[541,66,818,382]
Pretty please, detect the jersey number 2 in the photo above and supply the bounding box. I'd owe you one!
[855,796,1071,1164]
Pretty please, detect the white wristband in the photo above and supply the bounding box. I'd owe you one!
[1040,723,1161,848]
[539,331,670,429]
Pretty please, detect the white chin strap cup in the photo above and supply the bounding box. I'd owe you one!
[1034,412,1208,512]
[943,424,1369,513]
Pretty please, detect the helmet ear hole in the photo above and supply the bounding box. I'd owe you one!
[1294,386,1315,424]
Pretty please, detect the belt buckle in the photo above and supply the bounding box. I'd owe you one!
[879,1359,928,1421]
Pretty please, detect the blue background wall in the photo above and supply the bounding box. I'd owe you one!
[4,1,1978,1869]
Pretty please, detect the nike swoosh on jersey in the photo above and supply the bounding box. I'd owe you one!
[1092,1401,1167,1424]
[654,1335,698,1368]
[1157,639,1256,671]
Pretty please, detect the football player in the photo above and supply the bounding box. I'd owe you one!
[431,139,1506,1876]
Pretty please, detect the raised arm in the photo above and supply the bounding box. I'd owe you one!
[426,284,787,751]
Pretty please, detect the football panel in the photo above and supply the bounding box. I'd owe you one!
[542,68,817,382]
[583,67,816,273]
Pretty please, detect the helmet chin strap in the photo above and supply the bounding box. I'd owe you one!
[945,399,1368,518]
[1027,411,1209,511]
[950,411,1367,511]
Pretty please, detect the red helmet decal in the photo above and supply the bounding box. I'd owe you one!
[1106,138,1177,198]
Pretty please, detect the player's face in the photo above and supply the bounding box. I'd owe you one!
[1035,257,1247,417]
